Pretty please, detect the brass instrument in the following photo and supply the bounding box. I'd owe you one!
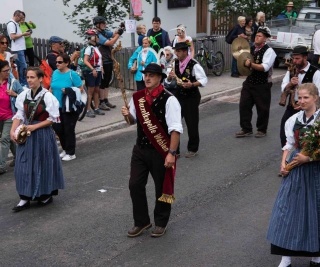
[110,41,130,124]
[279,63,300,108]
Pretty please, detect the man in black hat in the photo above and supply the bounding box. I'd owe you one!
[235,27,276,138]
[121,63,183,238]
[166,41,207,158]
[279,45,320,147]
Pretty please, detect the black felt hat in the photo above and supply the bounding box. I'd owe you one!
[141,63,167,79]
[292,45,309,55]
[257,27,271,38]
[173,42,189,50]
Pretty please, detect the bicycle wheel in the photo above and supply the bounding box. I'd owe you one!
[78,84,88,121]
[212,51,225,76]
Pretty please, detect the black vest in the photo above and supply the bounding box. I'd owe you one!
[136,90,172,148]
[302,65,318,83]
[174,58,200,97]
[247,44,271,85]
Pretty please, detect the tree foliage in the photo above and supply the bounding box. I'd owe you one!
[208,0,307,20]
[60,0,158,38]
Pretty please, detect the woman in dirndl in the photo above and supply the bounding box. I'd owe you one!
[10,67,64,212]
[267,83,320,267]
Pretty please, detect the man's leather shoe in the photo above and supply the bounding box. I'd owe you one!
[151,226,167,237]
[310,261,320,266]
[12,201,30,212]
[127,223,152,237]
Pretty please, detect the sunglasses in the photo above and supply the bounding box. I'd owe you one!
[0,42,8,45]
[56,61,64,64]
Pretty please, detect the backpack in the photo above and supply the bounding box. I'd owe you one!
[39,52,58,89]
[2,21,17,43]
[225,27,234,44]
[77,46,94,72]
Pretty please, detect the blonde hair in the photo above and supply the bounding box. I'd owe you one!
[142,36,151,45]
[256,12,265,21]
[136,24,146,35]
[298,83,319,97]
[238,16,246,22]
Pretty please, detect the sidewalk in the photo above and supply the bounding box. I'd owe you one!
[75,69,286,140]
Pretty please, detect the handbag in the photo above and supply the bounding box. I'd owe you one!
[14,93,46,144]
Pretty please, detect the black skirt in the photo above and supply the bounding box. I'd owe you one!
[271,244,320,257]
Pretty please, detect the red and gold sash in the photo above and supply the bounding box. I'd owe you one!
[133,89,176,204]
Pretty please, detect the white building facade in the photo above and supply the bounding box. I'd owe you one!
[0,0,211,47]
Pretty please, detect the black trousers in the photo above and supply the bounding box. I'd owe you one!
[280,105,299,147]
[52,111,78,155]
[239,81,272,133]
[129,145,171,228]
[177,91,201,152]
[25,47,35,66]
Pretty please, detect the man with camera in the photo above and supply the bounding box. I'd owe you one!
[94,16,123,110]
[7,10,31,86]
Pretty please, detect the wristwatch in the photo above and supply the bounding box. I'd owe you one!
[168,149,177,156]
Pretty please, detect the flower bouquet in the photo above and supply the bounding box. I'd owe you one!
[285,121,320,171]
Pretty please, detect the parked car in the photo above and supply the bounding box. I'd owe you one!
[267,7,320,67]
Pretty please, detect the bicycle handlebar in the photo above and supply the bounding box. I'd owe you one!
[197,36,218,42]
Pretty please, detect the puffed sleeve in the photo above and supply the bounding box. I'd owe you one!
[282,113,299,151]
[12,90,28,122]
[44,92,60,123]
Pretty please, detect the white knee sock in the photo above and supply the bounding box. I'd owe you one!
[312,257,320,263]
[17,199,28,206]
[278,256,291,267]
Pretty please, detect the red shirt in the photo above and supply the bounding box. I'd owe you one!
[0,81,13,121]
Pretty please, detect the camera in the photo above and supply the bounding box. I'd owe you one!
[26,29,32,34]
[117,22,126,35]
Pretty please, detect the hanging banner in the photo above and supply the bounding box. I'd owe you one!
[131,0,142,16]
[125,20,136,34]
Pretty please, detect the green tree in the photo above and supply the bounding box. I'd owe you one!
[59,0,157,38]
[208,0,307,20]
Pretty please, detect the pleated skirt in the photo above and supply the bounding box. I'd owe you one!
[15,123,65,200]
[267,149,320,255]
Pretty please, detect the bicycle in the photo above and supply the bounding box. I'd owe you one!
[196,36,225,76]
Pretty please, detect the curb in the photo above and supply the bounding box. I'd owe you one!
[75,74,286,141]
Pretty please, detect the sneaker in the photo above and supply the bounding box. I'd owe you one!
[94,109,105,115]
[86,110,96,118]
[255,131,266,138]
[151,226,167,238]
[99,102,111,111]
[235,130,253,138]
[105,101,116,108]
[0,168,7,175]
[59,150,66,158]
[9,159,15,167]
[62,154,76,161]
[185,151,198,158]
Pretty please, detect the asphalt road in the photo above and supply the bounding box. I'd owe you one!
[0,81,311,267]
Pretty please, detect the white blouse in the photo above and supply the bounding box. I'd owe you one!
[283,109,320,151]
[13,88,60,123]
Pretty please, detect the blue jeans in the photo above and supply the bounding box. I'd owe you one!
[12,50,27,86]
[0,119,16,170]
[231,56,239,76]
